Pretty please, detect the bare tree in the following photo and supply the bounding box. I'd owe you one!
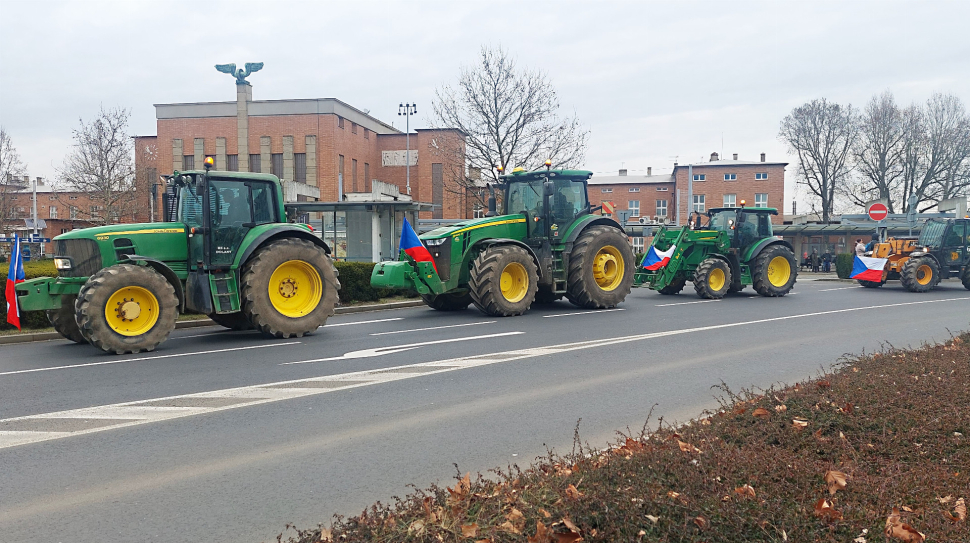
[846,91,905,211]
[779,98,856,223]
[431,45,590,206]
[927,93,970,205]
[0,127,28,233]
[58,107,137,225]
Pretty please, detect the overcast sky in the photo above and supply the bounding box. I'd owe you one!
[2,0,968,212]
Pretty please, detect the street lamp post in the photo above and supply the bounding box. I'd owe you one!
[398,102,416,195]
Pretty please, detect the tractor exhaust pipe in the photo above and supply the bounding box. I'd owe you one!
[486,183,497,217]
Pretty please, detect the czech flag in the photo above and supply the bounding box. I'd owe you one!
[399,216,437,273]
[641,244,676,271]
[6,233,25,329]
[850,255,887,282]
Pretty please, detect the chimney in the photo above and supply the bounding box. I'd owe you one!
[710,152,719,161]
[760,153,766,162]
[732,153,738,160]
[619,169,627,176]
[647,167,652,176]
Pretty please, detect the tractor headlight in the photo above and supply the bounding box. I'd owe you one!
[54,257,73,271]
[423,237,448,246]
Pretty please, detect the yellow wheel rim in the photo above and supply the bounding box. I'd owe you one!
[767,255,792,287]
[916,264,933,286]
[269,260,323,317]
[708,267,726,291]
[593,245,625,291]
[105,286,160,336]
[500,262,529,303]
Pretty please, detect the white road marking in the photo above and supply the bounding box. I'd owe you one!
[370,321,496,336]
[325,317,404,327]
[0,342,301,377]
[279,331,525,365]
[541,308,626,318]
[818,286,862,292]
[655,299,719,307]
[2,295,967,450]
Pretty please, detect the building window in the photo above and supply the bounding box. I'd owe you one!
[364,129,370,140]
[352,123,358,135]
[70,206,78,219]
[656,199,667,217]
[632,237,644,252]
[693,174,705,182]
[49,195,56,200]
[628,200,640,217]
[692,194,705,213]
[755,193,768,207]
[337,116,345,129]
[473,204,486,219]
[723,194,737,207]
[49,206,57,219]
[656,187,669,191]
[629,187,640,193]
[227,154,238,172]
[351,159,358,192]
[601,188,612,193]
[294,153,306,183]
[183,155,195,170]
[364,162,370,191]
[271,153,283,178]
[249,154,261,173]
[69,195,78,200]
[755,173,768,180]
[724,173,737,181]
[61,228,69,234]
[90,205,103,218]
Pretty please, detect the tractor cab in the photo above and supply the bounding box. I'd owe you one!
[500,167,593,244]
[703,206,778,251]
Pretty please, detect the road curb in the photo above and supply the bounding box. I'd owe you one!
[0,299,425,345]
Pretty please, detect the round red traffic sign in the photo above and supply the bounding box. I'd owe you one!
[868,203,889,221]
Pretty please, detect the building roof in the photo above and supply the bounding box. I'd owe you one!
[674,160,787,169]
[588,173,674,185]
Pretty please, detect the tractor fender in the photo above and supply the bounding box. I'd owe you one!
[563,216,624,245]
[473,238,543,278]
[236,226,333,269]
[744,238,795,262]
[125,255,186,311]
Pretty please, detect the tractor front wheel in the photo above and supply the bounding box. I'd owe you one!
[566,226,635,308]
[421,291,472,311]
[75,264,179,354]
[241,239,339,338]
[900,257,940,292]
[208,312,254,330]
[693,258,732,299]
[752,245,797,297]
[962,267,970,290]
[47,295,86,344]
[469,245,538,316]
[658,277,687,295]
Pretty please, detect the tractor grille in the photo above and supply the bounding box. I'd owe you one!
[55,239,102,278]
[429,242,452,281]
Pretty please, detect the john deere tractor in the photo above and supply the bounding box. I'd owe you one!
[861,218,970,291]
[371,167,635,316]
[15,161,340,353]
[635,205,797,299]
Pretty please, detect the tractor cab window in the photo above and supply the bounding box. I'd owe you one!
[551,178,588,224]
[736,212,760,248]
[918,220,947,247]
[944,222,965,247]
[708,210,737,233]
[506,180,544,218]
[178,182,205,227]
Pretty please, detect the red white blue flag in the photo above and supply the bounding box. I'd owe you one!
[6,233,25,329]
[399,216,437,273]
[850,255,887,282]
[641,244,676,271]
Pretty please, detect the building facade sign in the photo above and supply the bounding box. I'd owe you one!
[381,150,419,167]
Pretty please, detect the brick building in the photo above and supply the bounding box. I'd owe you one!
[136,83,468,220]
[0,176,105,257]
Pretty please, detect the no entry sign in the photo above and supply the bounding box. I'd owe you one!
[867,203,889,221]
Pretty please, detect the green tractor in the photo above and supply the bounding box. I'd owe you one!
[371,167,635,316]
[635,205,797,299]
[15,161,340,354]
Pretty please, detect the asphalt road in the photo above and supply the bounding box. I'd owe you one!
[1,278,968,543]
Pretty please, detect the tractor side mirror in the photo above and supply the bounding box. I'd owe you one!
[486,183,497,217]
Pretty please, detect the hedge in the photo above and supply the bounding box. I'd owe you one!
[1,260,414,332]
[835,252,854,279]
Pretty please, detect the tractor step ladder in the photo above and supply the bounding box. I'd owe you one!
[209,271,241,313]
[552,253,568,292]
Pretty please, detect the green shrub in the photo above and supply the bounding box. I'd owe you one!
[835,252,854,279]
[1,259,59,331]
[334,261,402,304]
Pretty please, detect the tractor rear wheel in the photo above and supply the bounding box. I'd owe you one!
[421,291,472,311]
[962,267,970,290]
[900,256,940,292]
[208,312,254,330]
[693,258,732,299]
[752,245,797,297]
[658,277,687,295]
[47,295,86,344]
[75,264,179,354]
[240,238,339,338]
[469,245,538,316]
[858,279,885,288]
[566,226,635,308]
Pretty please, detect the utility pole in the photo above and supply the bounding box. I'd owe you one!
[398,103,416,195]
[31,176,38,237]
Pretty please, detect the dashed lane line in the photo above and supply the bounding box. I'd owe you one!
[370,321,496,336]
[1,295,966,450]
[655,299,719,307]
[279,331,524,364]
[818,286,863,292]
[541,308,626,318]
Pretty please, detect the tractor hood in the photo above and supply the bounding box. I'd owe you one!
[54,222,187,242]
[421,214,528,240]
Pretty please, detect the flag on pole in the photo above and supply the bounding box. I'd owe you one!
[641,244,676,270]
[6,233,26,329]
[850,255,887,282]
[399,217,437,273]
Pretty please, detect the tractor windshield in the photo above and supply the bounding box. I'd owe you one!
[550,178,588,224]
[178,182,205,227]
[506,180,544,217]
[918,220,947,248]
[708,210,737,233]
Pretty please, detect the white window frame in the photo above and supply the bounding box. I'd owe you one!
[628,200,640,217]
[473,204,485,219]
[692,194,705,213]
[755,193,768,207]
[601,188,612,193]
[655,199,668,217]
[723,194,737,208]
[724,173,737,181]
[693,174,705,182]
[632,237,644,252]
[755,173,768,180]
[49,206,57,219]
[656,187,669,192]
[629,187,640,192]
[70,205,78,219]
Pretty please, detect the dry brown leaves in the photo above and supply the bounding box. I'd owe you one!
[529,518,583,543]
[813,498,843,522]
[565,484,584,500]
[693,515,708,529]
[885,507,925,542]
[774,404,788,413]
[446,473,471,516]
[671,434,702,454]
[792,418,810,431]
[461,523,479,537]
[824,470,848,495]
[752,407,771,419]
[942,496,966,522]
[734,484,756,499]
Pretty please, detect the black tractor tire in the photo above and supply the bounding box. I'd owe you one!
[565,226,635,309]
[241,238,339,338]
[75,264,179,354]
[962,267,970,291]
[533,287,562,304]
[900,256,940,292]
[469,245,538,316]
[421,291,473,311]
[657,277,687,295]
[693,258,732,299]
[752,245,798,297]
[46,295,86,344]
[858,279,885,288]
[208,312,254,330]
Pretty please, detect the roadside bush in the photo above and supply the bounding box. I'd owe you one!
[835,252,854,278]
[334,261,408,304]
[0,260,59,331]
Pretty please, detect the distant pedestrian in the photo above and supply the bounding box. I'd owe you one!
[855,238,866,256]
[811,249,820,272]
[802,251,809,270]
[822,251,832,273]
[865,233,879,252]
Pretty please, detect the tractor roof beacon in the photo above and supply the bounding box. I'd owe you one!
[634,205,798,299]
[16,160,340,353]
[371,165,636,316]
